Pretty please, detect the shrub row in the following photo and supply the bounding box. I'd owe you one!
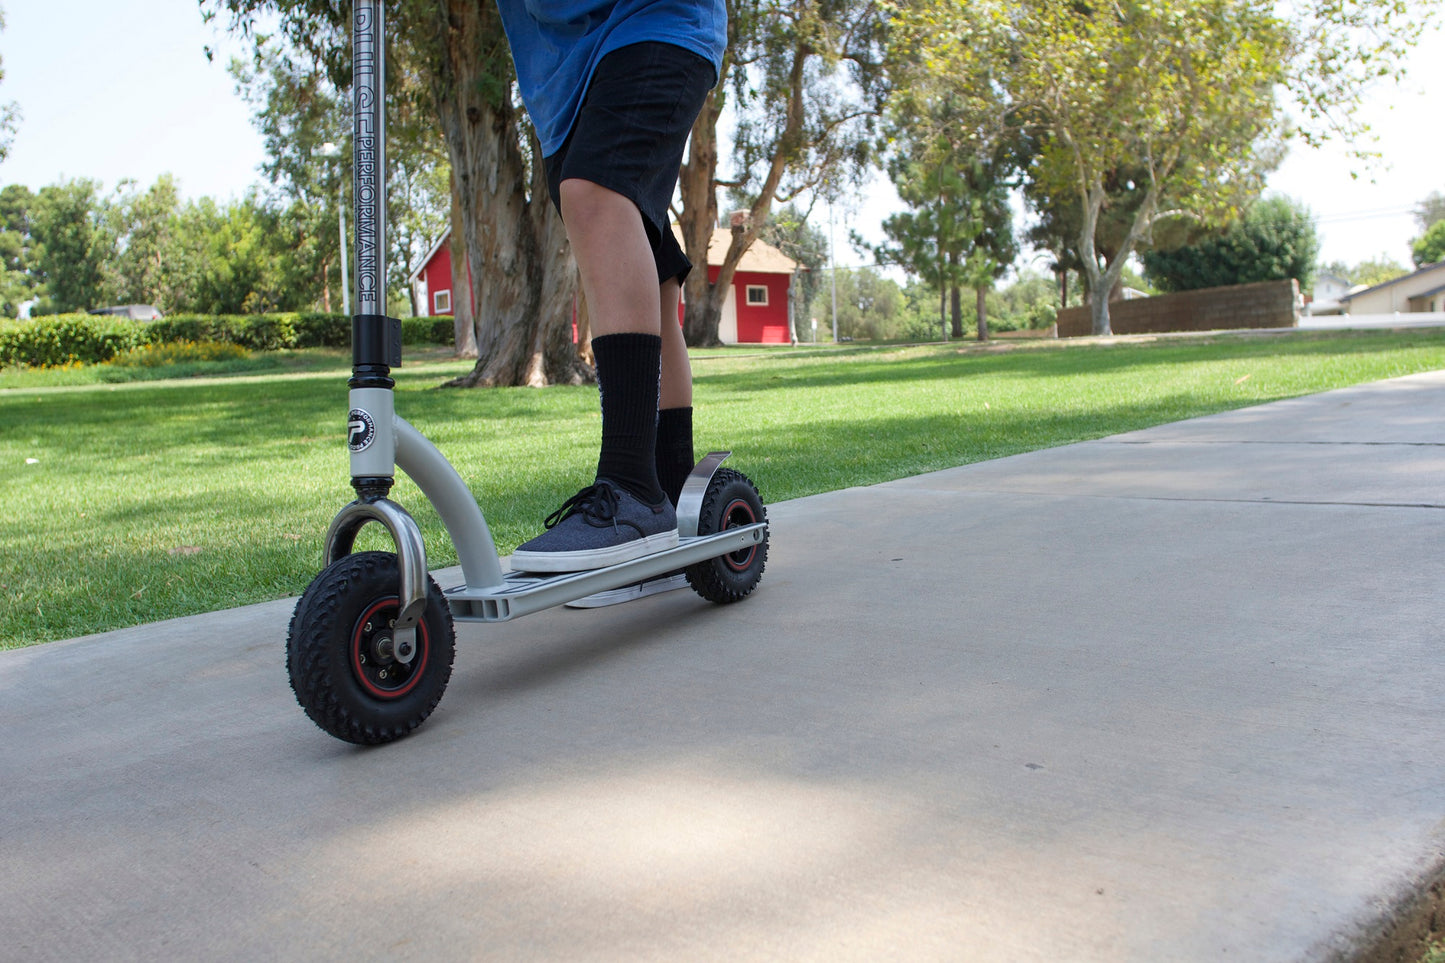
[0,313,455,368]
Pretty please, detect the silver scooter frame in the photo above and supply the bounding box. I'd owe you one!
[324,0,765,637]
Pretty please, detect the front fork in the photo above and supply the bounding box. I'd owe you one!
[328,381,427,659]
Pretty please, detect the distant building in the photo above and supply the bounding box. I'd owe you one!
[1339,262,1445,314]
[1307,273,1351,316]
[684,227,798,345]
[409,233,468,318]
[409,226,798,345]
[89,305,163,321]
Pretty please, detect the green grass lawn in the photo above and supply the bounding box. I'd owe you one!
[4,328,1445,648]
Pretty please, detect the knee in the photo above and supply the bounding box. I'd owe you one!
[559,179,637,233]
[559,178,613,220]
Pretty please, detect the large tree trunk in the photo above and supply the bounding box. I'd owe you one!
[1088,283,1112,338]
[1078,184,1115,337]
[679,82,725,347]
[447,167,477,358]
[975,285,989,341]
[429,0,588,387]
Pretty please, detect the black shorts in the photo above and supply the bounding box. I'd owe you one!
[545,42,716,284]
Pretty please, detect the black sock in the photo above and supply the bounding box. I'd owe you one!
[656,406,695,506]
[591,333,665,504]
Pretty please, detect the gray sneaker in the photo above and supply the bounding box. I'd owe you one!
[510,479,679,573]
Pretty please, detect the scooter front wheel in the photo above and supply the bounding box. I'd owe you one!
[287,551,456,745]
[686,467,769,604]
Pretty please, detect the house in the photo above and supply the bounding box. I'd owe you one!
[409,225,798,345]
[409,232,469,318]
[1339,261,1445,314]
[683,227,798,344]
[1306,272,1351,316]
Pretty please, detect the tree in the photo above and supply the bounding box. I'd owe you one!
[1024,161,1155,308]
[209,0,587,385]
[231,45,346,314]
[165,192,294,313]
[231,38,449,318]
[0,6,18,166]
[870,85,1021,340]
[824,266,911,341]
[875,37,1028,342]
[1143,196,1319,293]
[1320,255,1408,290]
[1413,191,1445,234]
[1412,221,1445,269]
[0,183,38,316]
[904,0,1291,335]
[893,0,1434,336]
[31,179,118,313]
[678,0,888,346]
[108,176,185,310]
[422,0,585,385]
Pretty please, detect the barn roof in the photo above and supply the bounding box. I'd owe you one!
[677,226,798,275]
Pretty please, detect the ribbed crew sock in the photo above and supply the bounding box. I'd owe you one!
[655,406,695,507]
[591,332,665,505]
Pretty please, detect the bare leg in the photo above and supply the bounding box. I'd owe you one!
[559,179,660,337]
[659,277,693,410]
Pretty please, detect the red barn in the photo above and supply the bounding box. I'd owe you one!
[409,233,470,317]
[410,226,797,345]
[687,228,798,344]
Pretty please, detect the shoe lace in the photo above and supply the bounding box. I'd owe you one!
[543,482,620,530]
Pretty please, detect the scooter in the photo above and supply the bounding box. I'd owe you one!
[286,0,769,745]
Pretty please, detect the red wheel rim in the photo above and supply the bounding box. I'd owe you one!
[721,497,758,572]
[349,597,429,699]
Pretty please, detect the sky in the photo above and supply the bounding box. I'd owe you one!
[3,1,1442,274]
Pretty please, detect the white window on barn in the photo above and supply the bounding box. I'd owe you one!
[745,284,769,306]
[434,289,452,313]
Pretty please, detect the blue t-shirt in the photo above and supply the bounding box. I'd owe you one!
[495,0,726,156]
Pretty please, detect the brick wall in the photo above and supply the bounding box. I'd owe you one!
[1056,279,1300,338]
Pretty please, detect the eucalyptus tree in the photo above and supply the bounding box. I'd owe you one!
[207,0,587,385]
[678,0,889,346]
[228,25,453,320]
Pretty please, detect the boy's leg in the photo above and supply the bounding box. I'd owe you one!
[560,179,661,340]
[657,277,696,507]
[512,42,714,574]
[559,178,668,505]
[566,272,695,606]
[510,180,677,573]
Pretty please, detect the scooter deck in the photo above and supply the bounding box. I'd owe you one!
[444,522,767,623]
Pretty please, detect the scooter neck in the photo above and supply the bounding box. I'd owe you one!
[348,0,398,389]
[351,0,386,321]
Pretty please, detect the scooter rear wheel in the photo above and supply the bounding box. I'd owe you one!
[686,467,768,604]
[287,551,456,745]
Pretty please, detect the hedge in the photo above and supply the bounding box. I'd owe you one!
[0,312,456,368]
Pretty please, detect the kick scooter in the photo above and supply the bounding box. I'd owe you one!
[286,0,769,745]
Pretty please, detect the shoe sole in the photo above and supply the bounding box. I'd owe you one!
[565,573,689,609]
[510,529,680,574]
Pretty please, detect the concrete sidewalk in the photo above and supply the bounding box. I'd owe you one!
[3,371,1443,962]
